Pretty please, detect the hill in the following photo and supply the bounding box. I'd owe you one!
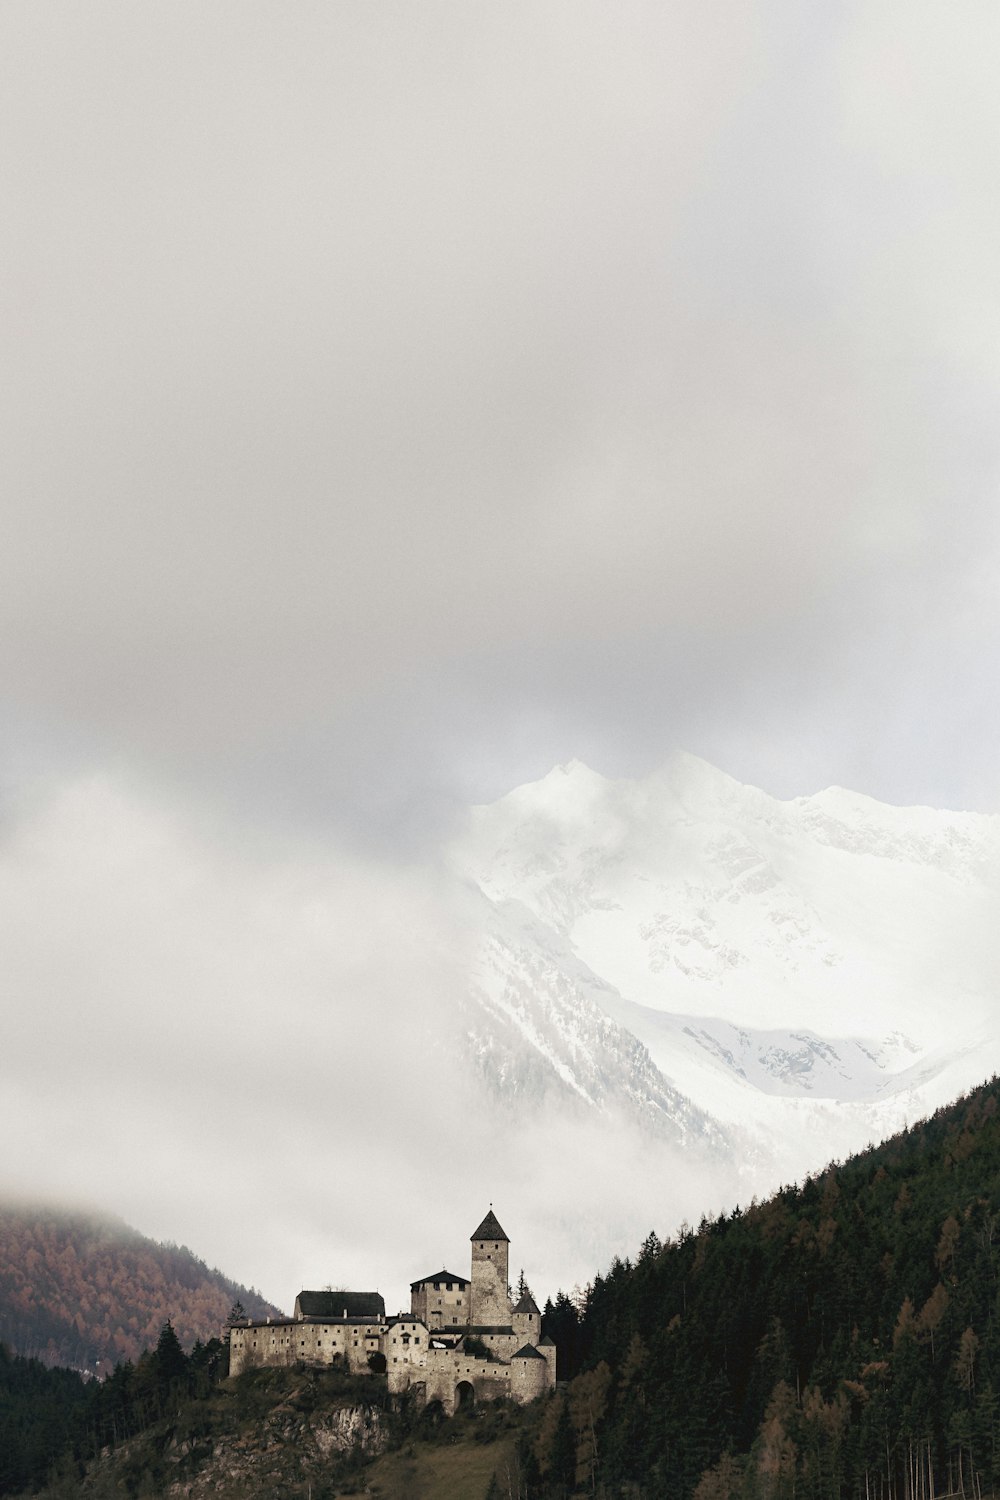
[7,1358,535,1499]
[540,1072,1000,1497]
[0,1202,280,1375]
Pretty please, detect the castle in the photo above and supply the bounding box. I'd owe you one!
[228,1210,555,1412]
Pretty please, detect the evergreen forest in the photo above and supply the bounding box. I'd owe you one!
[0,1319,227,1494]
[536,1074,1000,1497]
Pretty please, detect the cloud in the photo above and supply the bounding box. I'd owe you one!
[1,2,998,827]
[0,773,471,1297]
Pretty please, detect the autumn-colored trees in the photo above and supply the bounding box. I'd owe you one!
[0,1204,278,1373]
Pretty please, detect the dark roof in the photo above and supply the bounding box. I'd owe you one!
[539,1334,555,1347]
[387,1313,427,1328]
[300,1315,380,1326]
[471,1210,509,1242]
[410,1268,469,1289]
[513,1294,540,1315]
[295,1290,386,1320]
[513,1343,546,1360]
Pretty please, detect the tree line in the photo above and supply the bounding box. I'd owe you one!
[0,1313,234,1494]
[526,1076,1000,1497]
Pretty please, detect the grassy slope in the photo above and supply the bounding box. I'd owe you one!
[355,1435,517,1500]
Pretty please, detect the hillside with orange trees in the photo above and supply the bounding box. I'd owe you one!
[0,1203,280,1374]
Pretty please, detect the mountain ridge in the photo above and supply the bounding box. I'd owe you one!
[0,1201,281,1374]
[448,752,1000,1206]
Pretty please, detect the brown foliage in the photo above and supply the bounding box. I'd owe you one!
[0,1202,280,1373]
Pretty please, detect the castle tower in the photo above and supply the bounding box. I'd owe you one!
[470,1209,511,1327]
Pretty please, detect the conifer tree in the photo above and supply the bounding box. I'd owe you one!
[152,1318,189,1410]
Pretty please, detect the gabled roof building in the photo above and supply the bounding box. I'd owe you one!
[294,1291,386,1321]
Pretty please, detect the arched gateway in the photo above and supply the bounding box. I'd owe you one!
[455,1380,475,1410]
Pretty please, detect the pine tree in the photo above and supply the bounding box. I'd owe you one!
[549,1397,577,1499]
[152,1318,189,1409]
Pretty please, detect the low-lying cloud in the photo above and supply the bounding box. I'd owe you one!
[1,772,738,1306]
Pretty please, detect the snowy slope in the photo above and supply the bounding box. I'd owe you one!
[448,754,1000,1196]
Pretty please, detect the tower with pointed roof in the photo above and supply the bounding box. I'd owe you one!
[229,1206,554,1408]
[470,1208,511,1328]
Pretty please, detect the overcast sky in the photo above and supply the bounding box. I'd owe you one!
[4,2,1000,1307]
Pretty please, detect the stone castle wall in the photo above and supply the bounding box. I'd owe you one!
[512,1307,540,1343]
[510,1351,548,1404]
[229,1319,385,1378]
[410,1279,469,1328]
[228,1212,553,1408]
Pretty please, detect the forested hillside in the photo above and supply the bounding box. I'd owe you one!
[0,1205,279,1374]
[538,1075,1000,1497]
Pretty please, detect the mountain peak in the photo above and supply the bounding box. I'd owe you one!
[487,758,612,820]
[547,757,604,781]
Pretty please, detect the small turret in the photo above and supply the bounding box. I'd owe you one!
[510,1342,549,1401]
[512,1290,541,1344]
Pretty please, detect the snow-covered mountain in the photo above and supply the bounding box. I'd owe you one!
[448,754,1000,1199]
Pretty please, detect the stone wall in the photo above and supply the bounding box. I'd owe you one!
[410,1278,469,1329]
[470,1328,520,1362]
[229,1319,383,1378]
[512,1307,541,1344]
[509,1350,548,1404]
[470,1236,510,1326]
[382,1316,430,1375]
[416,1349,513,1413]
